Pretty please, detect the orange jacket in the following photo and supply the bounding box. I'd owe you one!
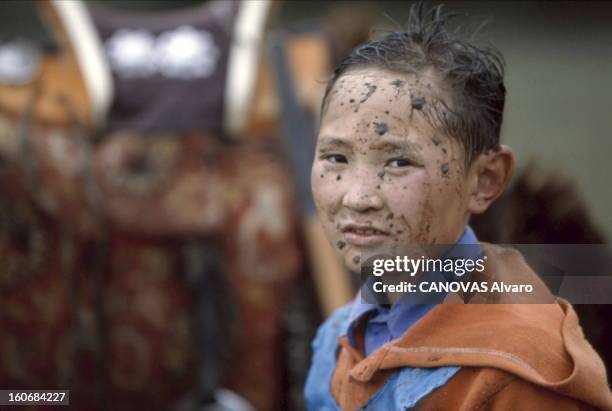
[330,244,612,410]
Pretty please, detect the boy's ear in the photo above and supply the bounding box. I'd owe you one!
[467,145,514,214]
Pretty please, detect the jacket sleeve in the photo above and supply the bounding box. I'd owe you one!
[483,378,596,411]
[414,368,597,411]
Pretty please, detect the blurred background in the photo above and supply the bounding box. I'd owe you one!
[0,1,610,410]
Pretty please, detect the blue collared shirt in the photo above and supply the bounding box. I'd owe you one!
[346,226,481,356]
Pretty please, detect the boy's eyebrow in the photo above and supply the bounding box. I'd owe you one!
[317,136,353,149]
[368,139,423,153]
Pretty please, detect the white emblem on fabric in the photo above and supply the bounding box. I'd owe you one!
[0,40,41,85]
[106,29,156,77]
[156,26,219,79]
[105,26,219,80]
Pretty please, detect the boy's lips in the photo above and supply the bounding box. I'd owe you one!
[341,223,390,246]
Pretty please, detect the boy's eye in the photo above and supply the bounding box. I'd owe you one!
[324,154,348,164]
[386,158,412,168]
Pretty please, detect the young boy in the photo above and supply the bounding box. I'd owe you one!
[305,4,612,410]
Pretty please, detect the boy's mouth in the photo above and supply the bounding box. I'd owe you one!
[341,223,389,246]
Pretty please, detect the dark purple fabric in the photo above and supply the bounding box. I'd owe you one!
[89,1,238,135]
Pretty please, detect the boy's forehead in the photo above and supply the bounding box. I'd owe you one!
[333,68,442,98]
[320,67,467,167]
[326,67,448,121]
[323,68,446,135]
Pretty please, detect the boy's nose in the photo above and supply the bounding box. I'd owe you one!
[341,183,384,212]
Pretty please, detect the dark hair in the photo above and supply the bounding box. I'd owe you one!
[321,2,506,166]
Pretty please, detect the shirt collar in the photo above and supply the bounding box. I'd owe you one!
[445,224,481,260]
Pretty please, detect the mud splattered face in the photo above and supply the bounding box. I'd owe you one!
[312,67,472,272]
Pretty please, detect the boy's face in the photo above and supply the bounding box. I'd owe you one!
[312,67,473,272]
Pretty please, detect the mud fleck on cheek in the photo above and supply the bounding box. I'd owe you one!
[440,163,450,176]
